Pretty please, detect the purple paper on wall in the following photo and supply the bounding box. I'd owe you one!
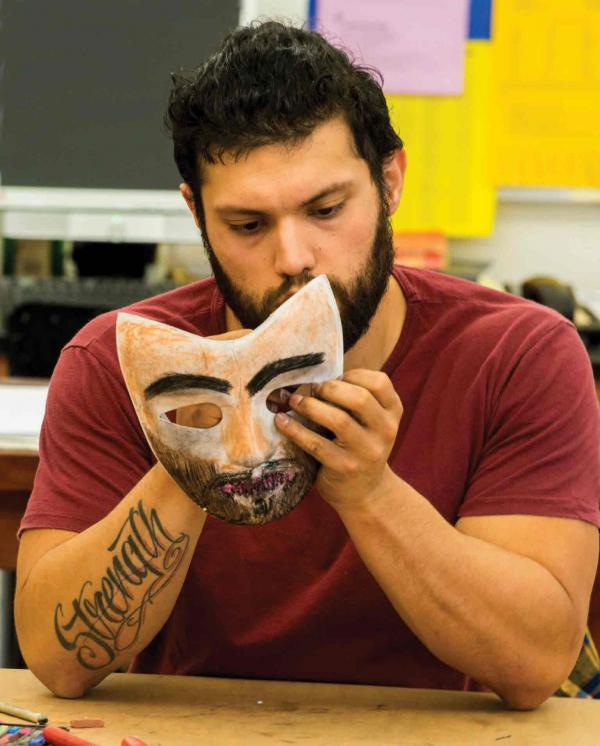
[315,0,470,95]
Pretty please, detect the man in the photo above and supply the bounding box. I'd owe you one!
[15,21,599,708]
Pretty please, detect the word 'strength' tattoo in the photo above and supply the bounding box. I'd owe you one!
[54,500,189,670]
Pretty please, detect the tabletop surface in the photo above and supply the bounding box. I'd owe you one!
[0,668,599,746]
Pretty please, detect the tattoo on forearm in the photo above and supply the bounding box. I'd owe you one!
[54,500,189,670]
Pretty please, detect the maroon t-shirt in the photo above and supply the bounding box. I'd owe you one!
[20,266,600,690]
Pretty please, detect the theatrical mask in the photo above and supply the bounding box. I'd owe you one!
[116,275,344,525]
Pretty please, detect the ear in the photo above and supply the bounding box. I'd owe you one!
[179,183,201,229]
[382,148,407,216]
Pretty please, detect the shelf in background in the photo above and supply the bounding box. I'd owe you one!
[498,187,600,205]
[0,187,199,243]
[1,186,599,244]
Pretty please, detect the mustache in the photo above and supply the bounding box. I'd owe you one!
[207,459,298,494]
[261,270,315,313]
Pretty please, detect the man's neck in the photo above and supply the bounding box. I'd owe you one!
[342,274,406,372]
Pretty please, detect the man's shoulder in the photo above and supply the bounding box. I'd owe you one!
[396,265,570,335]
[65,276,223,362]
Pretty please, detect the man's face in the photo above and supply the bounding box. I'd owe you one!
[194,117,395,351]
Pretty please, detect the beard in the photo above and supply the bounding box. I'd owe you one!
[149,433,318,525]
[201,200,394,352]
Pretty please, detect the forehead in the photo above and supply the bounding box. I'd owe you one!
[200,116,369,208]
[134,321,337,383]
[117,281,342,389]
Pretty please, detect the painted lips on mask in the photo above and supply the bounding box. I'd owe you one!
[212,459,305,520]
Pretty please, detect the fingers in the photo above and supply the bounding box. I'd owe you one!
[338,369,403,414]
[310,372,402,432]
[288,392,366,448]
[274,370,402,466]
[275,409,345,468]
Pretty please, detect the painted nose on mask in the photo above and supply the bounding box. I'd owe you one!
[222,399,277,468]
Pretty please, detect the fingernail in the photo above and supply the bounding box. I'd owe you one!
[289,393,303,408]
[279,388,291,403]
[276,412,290,425]
[311,383,321,396]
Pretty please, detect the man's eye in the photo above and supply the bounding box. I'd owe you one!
[313,203,343,219]
[230,220,262,234]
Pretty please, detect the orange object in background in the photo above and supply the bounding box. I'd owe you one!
[393,231,448,270]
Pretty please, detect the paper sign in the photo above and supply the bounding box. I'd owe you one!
[0,382,48,438]
[315,0,470,95]
[388,41,496,237]
[493,0,600,187]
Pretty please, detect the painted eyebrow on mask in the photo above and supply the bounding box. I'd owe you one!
[246,353,325,397]
[144,373,232,399]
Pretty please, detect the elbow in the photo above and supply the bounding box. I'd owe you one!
[48,680,89,700]
[19,647,96,699]
[493,672,557,710]
[489,650,579,711]
[25,658,93,699]
[500,686,553,711]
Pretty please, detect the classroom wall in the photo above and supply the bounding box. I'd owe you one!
[241,0,600,297]
[449,201,600,294]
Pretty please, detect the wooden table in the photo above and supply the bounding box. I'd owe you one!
[1,668,599,746]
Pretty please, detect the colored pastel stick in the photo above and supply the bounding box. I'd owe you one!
[42,727,101,746]
[0,703,47,725]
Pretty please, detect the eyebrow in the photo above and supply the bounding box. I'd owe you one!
[214,181,353,217]
[246,353,325,397]
[144,373,232,400]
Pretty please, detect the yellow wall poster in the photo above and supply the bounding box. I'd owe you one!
[493,0,600,187]
[388,41,496,238]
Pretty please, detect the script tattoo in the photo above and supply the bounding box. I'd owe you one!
[54,500,189,670]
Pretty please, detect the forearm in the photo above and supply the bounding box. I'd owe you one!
[336,474,582,708]
[15,464,205,698]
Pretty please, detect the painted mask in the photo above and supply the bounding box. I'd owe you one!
[116,275,343,525]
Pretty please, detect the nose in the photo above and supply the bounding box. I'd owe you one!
[222,400,277,468]
[272,218,316,278]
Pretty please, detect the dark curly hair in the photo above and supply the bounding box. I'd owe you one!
[165,21,403,212]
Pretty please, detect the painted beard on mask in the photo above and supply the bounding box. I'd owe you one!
[148,436,318,525]
[116,276,344,525]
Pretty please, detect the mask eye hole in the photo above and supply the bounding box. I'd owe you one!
[266,383,312,414]
[164,403,223,429]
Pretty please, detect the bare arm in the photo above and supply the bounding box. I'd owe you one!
[15,327,252,698]
[276,370,599,709]
[15,463,205,698]
[337,482,597,709]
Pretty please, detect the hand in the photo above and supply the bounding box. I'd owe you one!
[176,328,251,428]
[275,369,403,512]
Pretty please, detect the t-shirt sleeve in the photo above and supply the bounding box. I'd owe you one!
[459,320,600,528]
[19,344,154,535]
